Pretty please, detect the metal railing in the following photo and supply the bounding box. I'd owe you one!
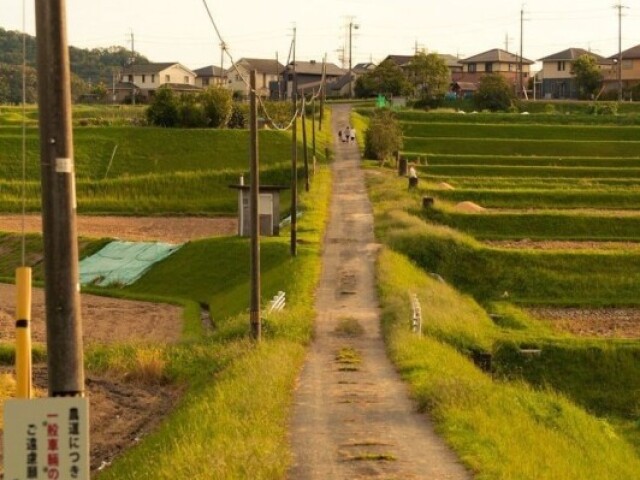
[410,293,422,336]
[267,291,286,315]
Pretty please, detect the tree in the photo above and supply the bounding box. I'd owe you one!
[146,86,179,127]
[572,54,603,99]
[407,52,450,100]
[364,109,403,163]
[200,86,233,128]
[355,59,412,98]
[474,74,515,111]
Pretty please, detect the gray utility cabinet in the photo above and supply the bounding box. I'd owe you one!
[229,183,289,236]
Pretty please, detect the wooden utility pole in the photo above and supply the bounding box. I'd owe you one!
[249,70,261,341]
[290,26,298,256]
[130,30,136,105]
[518,8,523,98]
[34,0,85,397]
[302,105,309,192]
[319,55,326,131]
[220,41,226,87]
[312,100,317,159]
[615,3,628,102]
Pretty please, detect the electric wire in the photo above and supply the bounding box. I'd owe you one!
[201,0,329,131]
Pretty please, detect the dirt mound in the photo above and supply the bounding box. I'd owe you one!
[454,201,485,213]
[437,182,455,190]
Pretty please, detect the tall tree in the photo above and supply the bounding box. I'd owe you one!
[407,52,450,99]
[355,59,412,98]
[572,54,603,99]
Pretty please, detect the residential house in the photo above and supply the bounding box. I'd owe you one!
[538,48,612,99]
[353,62,376,76]
[227,58,284,98]
[458,48,534,89]
[605,44,640,95]
[286,60,345,97]
[193,65,225,88]
[117,62,200,102]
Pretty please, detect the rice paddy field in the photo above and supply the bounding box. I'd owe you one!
[359,106,640,476]
[0,105,323,215]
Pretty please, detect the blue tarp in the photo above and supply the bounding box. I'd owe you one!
[79,241,182,287]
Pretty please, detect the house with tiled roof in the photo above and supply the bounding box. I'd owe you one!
[117,62,199,102]
[538,48,612,99]
[227,58,285,98]
[193,65,225,88]
[605,44,640,96]
[285,60,346,97]
[458,48,534,88]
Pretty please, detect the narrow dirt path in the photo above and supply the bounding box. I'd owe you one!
[287,105,471,479]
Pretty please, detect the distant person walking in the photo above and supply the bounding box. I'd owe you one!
[350,127,356,144]
[338,130,343,143]
[344,125,351,143]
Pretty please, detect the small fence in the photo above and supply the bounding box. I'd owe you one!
[410,293,422,336]
[267,291,286,316]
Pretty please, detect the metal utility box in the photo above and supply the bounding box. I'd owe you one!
[229,181,289,237]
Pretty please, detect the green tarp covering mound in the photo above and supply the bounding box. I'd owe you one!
[79,241,182,287]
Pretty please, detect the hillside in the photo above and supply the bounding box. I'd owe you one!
[0,27,149,103]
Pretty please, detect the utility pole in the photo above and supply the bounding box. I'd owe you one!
[302,104,309,192]
[290,26,298,256]
[615,3,628,102]
[519,8,524,98]
[35,0,85,397]
[319,54,326,131]
[348,18,359,98]
[276,51,280,100]
[220,41,226,87]
[249,70,261,341]
[504,32,513,52]
[130,30,136,105]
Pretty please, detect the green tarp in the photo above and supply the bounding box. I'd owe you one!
[79,241,181,287]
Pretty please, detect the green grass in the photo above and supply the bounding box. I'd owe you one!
[433,188,640,209]
[422,206,640,240]
[404,136,640,158]
[407,153,640,168]
[401,121,640,141]
[390,109,640,125]
[376,248,640,479]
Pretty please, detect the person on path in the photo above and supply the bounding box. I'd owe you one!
[344,125,351,143]
[350,127,356,144]
[338,129,343,143]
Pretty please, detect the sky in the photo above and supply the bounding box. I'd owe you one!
[1,0,640,71]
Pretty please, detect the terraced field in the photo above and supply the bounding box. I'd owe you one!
[361,108,640,471]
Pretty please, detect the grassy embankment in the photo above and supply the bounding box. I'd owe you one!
[355,108,640,477]
[0,106,335,478]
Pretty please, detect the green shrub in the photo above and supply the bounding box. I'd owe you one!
[146,87,179,127]
[474,74,515,112]
[200,86,233,128]
[364,108,403,162]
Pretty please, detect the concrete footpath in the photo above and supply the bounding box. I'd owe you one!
[287,104,472,479]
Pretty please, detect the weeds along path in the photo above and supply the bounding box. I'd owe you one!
[287,105,471,479]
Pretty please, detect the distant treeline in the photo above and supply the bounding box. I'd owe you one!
[0,27,149,104]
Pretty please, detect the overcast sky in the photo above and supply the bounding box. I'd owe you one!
[1,0,639,70]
